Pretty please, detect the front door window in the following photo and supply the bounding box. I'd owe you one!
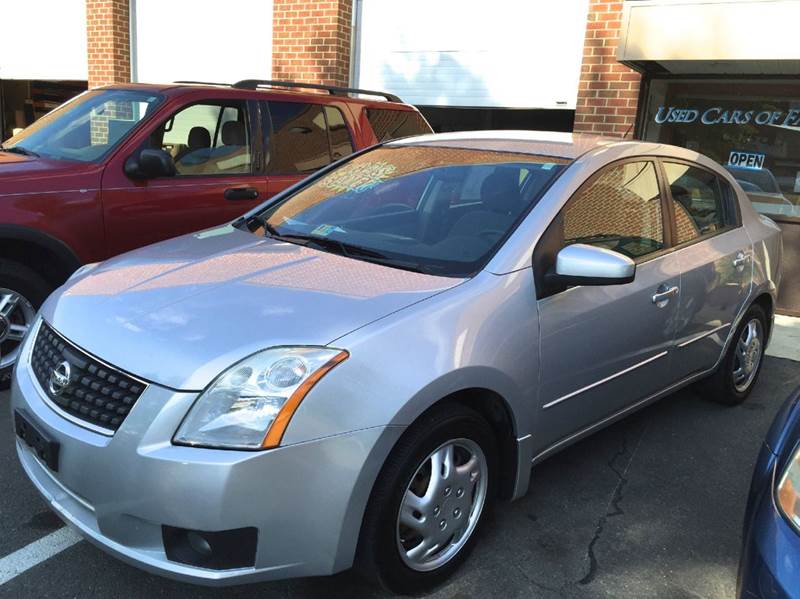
[152,101,253,176]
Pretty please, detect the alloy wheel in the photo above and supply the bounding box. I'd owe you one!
[0,288,36,371]
[733,318,763,393]
[396,438,488,572]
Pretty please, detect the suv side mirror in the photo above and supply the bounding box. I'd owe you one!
[545,243,635,287]
[124,149,176,179]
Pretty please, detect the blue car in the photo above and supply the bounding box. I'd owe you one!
[740,386,800,598]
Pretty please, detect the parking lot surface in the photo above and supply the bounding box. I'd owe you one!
[2,356,799,598]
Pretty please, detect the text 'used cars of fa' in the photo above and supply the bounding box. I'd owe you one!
[12,131,781,594]
[0,79,431,382]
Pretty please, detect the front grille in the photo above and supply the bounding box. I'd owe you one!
[30,322,146,433]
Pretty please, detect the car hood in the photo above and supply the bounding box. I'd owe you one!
[42,225,462,390]
[0,151,103,194]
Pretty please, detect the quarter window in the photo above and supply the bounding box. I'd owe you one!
[365,108,432,141]
[663,162,730,244]
[154,101,252,176]
[563,161,664,259]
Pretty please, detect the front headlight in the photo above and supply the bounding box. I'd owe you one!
[777,444,800,531]
[174,347,348,450]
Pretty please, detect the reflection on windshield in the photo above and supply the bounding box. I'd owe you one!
[2,89,162,163]
[251,145,568,277]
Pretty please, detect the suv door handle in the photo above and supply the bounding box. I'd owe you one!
[225,187,259,201]
[652,284,679,307]
[733,252,749,270]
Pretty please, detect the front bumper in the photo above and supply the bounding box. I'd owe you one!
[11,339,403,586]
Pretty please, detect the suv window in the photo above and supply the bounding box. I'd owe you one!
[663,162,731,244]
[563,161,664,260]
[268,102,328,175]
[325,106,354,161]
[365,109,432,141]
[153,101,252,176]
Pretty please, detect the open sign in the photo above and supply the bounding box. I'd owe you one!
[728,151,765,170]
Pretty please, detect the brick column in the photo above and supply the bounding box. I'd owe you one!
[272,0,352,87]
[573,0,641,137]
[86,0,131,88]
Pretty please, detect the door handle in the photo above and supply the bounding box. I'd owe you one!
[733,252,749,270]
[224,187,259,201]
[652,284,679,307]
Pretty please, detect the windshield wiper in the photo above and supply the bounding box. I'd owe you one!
[261,228,432,274]
[0,145,39,157]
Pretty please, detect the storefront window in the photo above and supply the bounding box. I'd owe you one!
[641,78,800,220]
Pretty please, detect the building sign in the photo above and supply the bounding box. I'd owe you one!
[655,106,800,127]
[728,151,765,170]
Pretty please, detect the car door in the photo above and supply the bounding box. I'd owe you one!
[264,101,355,198]
[103,99,267,257]
[534,160,682,449]
[661,160,751,379]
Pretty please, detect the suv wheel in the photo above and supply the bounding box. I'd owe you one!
[357,404,496,594]
[0,259,51,388]
[705,304,767,405]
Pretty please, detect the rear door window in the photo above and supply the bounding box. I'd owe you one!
[266,102,356,175]
[365,109,432,141]
[324,106,354,161]
[662,162,734,245]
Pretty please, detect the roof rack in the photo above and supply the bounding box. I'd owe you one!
[173,80,231,86]
[231,79,402,102]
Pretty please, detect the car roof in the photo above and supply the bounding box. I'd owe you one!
[390,130,624,160]
[98,82,415,109]
[389,130,720,166]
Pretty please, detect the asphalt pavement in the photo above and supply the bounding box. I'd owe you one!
[2,356,800,598]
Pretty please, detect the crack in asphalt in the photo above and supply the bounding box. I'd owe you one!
[578,421,649,586]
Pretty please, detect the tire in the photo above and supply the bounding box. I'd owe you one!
[704,304,767,405]
[356,404,497,594]
[0,259,52,389]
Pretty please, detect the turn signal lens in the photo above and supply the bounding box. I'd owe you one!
[777,445,800,532]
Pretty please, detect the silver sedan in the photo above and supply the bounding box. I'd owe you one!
[11,131,781,593]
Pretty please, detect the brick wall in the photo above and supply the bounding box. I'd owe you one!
[272,0,352,87]
[573,0,641,137]
[86,0,131,88]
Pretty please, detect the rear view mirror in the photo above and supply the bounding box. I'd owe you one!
[124,149,176,179]
[547,243,635,287]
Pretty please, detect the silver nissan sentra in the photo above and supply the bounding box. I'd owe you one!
[11,131,781,593]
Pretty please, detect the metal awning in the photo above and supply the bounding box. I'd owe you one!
[618,0,800,74]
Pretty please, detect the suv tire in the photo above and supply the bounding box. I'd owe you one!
[0,259,51,388]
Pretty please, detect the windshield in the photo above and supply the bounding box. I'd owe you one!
[248,145,568,277]
[2,89,162,162]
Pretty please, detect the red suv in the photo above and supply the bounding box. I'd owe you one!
[0,79,431,379]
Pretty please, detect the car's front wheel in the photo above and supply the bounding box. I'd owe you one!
[0,259,50,388]
[357,404,496,594]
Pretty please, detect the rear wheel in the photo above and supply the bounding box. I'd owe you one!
[0,259,51,388]
[356,404,496,594]
[705,304,767,405]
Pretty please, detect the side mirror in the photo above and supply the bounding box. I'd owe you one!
[546,243,635,287]
[124,149,176,179]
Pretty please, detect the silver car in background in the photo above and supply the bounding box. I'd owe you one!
[11,131,781,593]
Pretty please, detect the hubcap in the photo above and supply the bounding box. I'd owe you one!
[733,318,763,393]
[396,438,488,572]
[0,289,35,371]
